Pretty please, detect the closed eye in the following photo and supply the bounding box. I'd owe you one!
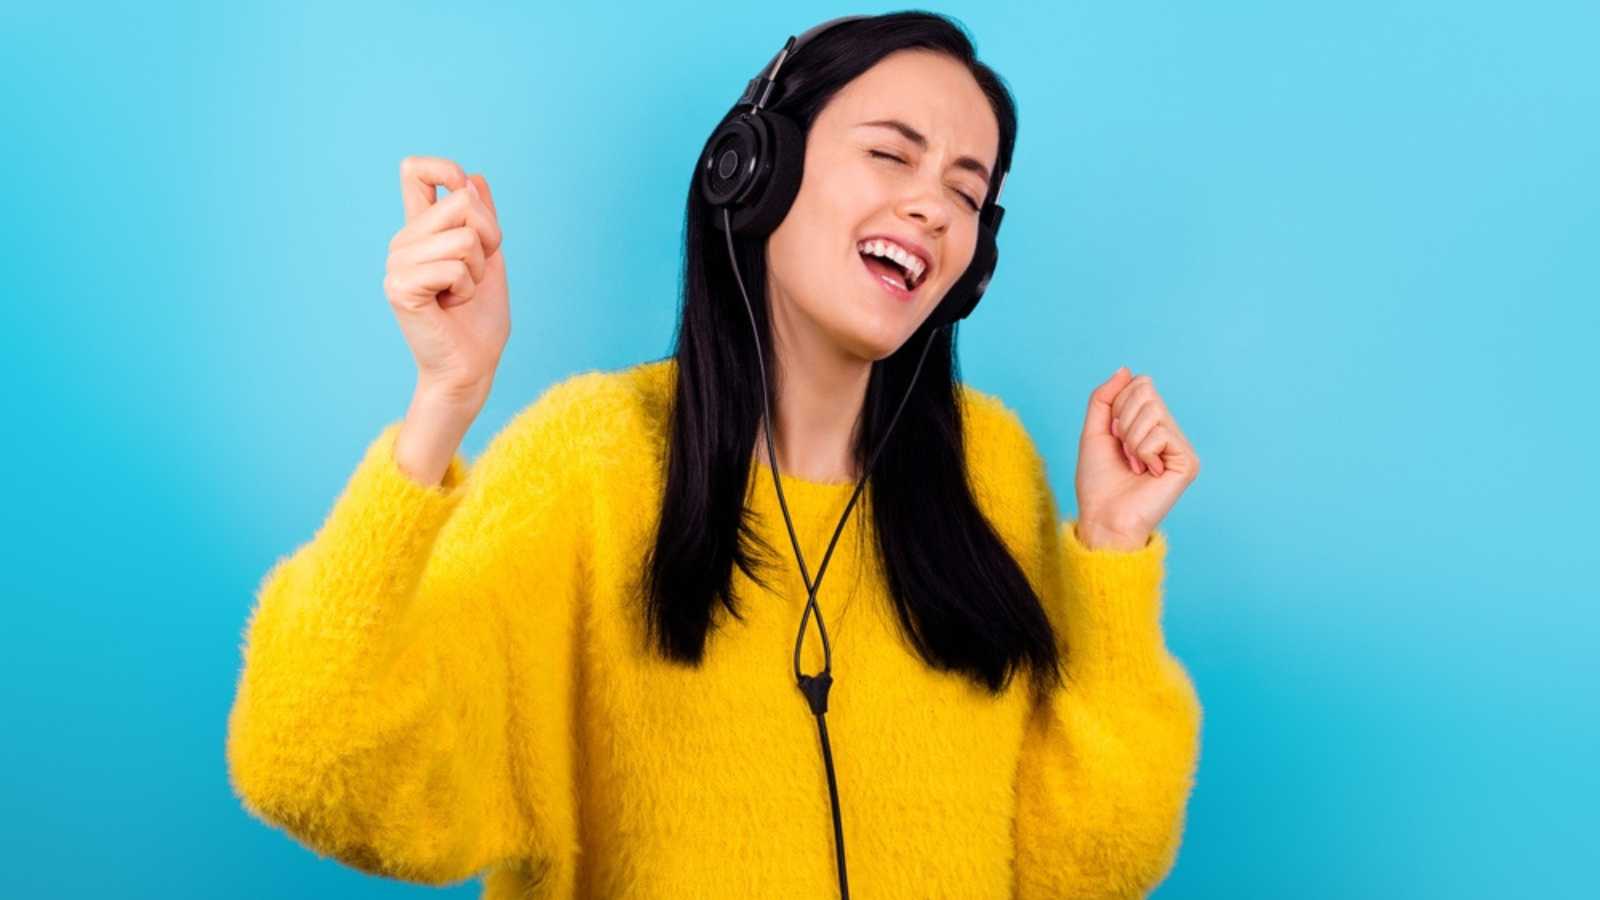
[868,150,980,212]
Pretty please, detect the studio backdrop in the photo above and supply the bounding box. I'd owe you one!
[0,1,1594,898]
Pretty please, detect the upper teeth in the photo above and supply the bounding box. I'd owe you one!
[857,239,926,286]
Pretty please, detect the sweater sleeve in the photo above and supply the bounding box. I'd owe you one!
[225,392,592,886]
[1010,460,1203,897]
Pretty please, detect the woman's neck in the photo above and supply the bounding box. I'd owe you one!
[755,327,873,484]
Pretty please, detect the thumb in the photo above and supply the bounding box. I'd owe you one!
[467,172,498,219]
[1082,366,1134,442]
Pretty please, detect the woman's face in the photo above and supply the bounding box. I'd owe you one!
[765,49,1001,362]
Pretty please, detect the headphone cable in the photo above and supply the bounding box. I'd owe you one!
[722,207,940,899]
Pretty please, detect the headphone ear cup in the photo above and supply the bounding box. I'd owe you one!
[928,218,998,329]
[700,110,805,237]
[700,113,764,217]
[725,111,804,236]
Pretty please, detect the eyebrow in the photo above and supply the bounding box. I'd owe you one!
[856,118,992,186]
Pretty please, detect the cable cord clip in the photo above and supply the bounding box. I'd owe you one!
[797,671,833,715]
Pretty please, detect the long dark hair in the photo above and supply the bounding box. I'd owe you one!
[642,11,1062,697]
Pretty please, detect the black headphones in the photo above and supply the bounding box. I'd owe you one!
[698,14,1009,333]
[694,17,1013,899]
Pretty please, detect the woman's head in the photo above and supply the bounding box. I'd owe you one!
[648,12,1061,697]
[765,45,1006,360]
[700,14,1018,363]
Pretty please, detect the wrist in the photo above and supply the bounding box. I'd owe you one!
[417,374,490,412]
[1074,518,1149,552]
[395,391,476,488]
[411,380,485,428]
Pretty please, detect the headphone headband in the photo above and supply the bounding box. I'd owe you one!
[735,15,870,111]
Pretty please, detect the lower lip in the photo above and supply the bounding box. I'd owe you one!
[859,254,921,302]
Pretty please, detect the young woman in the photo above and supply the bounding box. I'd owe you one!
[226,12,1203,899]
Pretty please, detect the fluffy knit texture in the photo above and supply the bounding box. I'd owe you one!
[225,357,1202,898]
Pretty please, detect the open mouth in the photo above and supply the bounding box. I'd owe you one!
[856,240,928,294]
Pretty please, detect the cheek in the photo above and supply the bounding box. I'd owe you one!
[937,230,979,286]
[780,188,868,276]
[804,155,885,222]
[764,211,843,307]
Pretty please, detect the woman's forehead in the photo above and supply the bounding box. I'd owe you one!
[819,52,999,163]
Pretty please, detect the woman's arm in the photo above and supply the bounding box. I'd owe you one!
[1012,519,1203,898]
[969,398,1201,898]
[224,383,594,886]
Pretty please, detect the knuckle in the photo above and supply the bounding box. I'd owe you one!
[451,227,479,252]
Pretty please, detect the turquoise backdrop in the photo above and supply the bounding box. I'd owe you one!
[2,1,1594,897]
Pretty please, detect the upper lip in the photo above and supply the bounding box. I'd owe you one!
[858,233,934,286]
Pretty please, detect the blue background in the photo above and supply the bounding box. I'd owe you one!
[2,1,1594,897]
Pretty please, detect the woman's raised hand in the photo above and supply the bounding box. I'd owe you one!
[384,156,509,415]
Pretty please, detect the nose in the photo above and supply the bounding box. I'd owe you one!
[895,180,951,236]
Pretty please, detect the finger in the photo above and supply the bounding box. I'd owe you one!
[1110,415,1142,472]
[400,156,470,223]
[1122,401,1163,460]
[437,261,478,308]
[1083,366,1136,442]
[1113,394,1146,461]
[1135,425,1170,476]
[1164,422,1201,477]
[438,264,478,307]
[402,186,503,258]
[1124,443,1143,474]
[1112,374,1152,423]
[386,259,471,312]
[467,173,498,220]
[389,226,487,284]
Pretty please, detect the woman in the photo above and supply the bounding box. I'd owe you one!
[225,12,1203,899]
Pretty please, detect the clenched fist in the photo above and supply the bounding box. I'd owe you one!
[383,155,510,414]
[1074,367,1201,551]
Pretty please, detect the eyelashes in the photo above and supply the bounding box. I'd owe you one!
[868,150,981,211]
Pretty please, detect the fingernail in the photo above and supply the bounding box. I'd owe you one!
[466,180,479,197]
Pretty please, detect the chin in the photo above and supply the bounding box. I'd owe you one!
[829,311,919,362]
[792,277,940,361]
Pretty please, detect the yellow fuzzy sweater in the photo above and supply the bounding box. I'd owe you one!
[225,357,1202,898]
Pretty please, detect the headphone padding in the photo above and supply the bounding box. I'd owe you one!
[927,220,997,329]
[728,111,805,237]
